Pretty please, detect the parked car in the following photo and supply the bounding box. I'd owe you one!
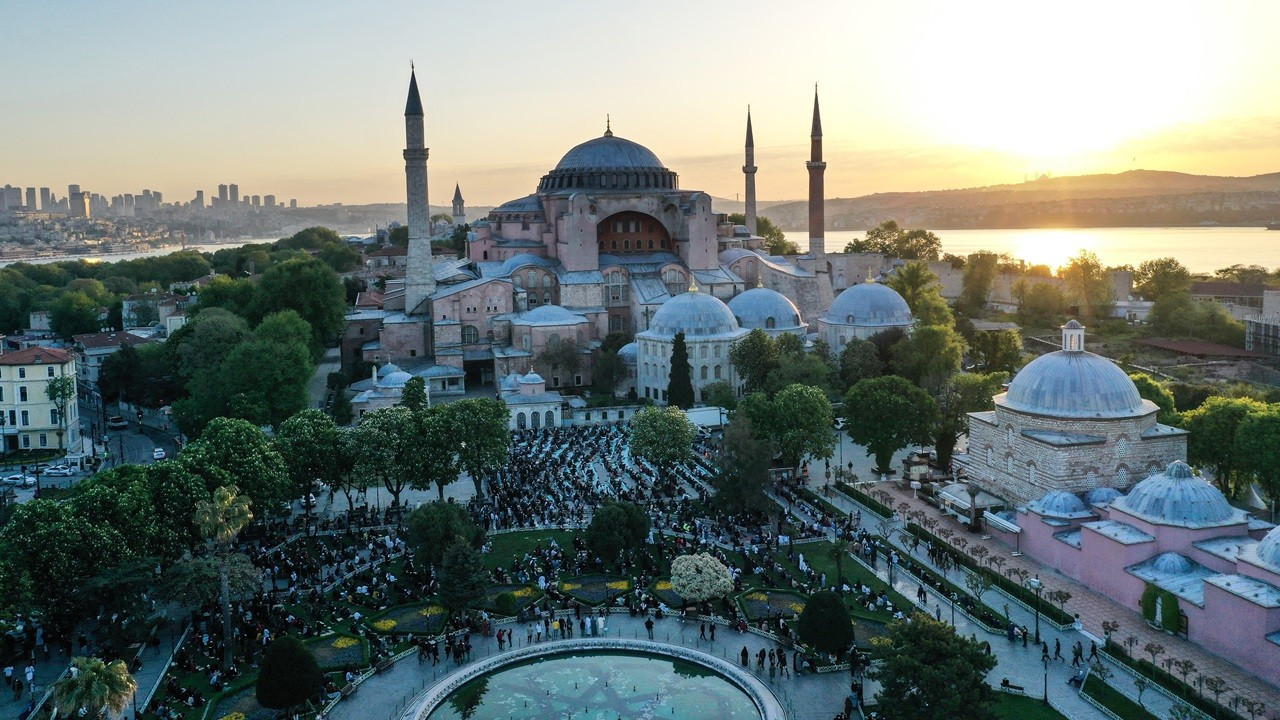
[152,448,166,460]
[2,474,35,487]
[106,416,129,430]
[44,465,76,477]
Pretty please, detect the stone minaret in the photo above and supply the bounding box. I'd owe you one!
[451,183,465,228]
[403,67,435,315]
[743,107,758,237]
[806,86,826,259]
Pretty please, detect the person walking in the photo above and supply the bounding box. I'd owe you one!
[1021,626,1029,648]
[709,624,715,642]
[1053,638,1063,661]
[1041,642,1051,664]
[778,648,789,677]
[700,622,707,640]
[756,648,766,669]
[1088,641,1099,663]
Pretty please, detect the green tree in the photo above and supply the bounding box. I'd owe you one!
[726,212,798,255]
[888,261,952,326]
[276,410,352,510]
[351,406,418,507]
[1215,263,1270,285]
[1183,395,1269,496]
[50,291,103,337]
[891,324,967,391]
[796,590,854,657]
[195,484,254,671]
[251,255,346,351]
[765,351,835,396]
[406,501,484,568]
[845,376,939,472]
[712,415,773,516]
[181,417,293,511]
[407,405,461,500]
[145,461,210,556]
[957,251,1001,317]
[256,635,323,710]
[1018,281,1068,324]
[592,349,627,394]
[868,613,998,720]
[317,242,362,273]
[1134,257,1191,301]
[969,330,1022,374]
[159,553,260,610]
[216,323,314,429]
[629,406,695,469]
[729,328,779,393]
[776,332,805,358]
[934,372,1007,468]
[1060,250,1114,321]
[1234,406,1280,519]
[166,307,250,381]
[446,398,510,497]
[585,501,650,562]
[750,384,835,470]
[52,656,137,720]
[845,220,942,261]
[195,275,259,317]
[439,541,488,615]
[402,376,428,411]
[702,380,738,411]
[838,337,882,392]
[537,335,582,379]
[668,332,695,409]
[1129,373,1180,425]
[45,375,76,449]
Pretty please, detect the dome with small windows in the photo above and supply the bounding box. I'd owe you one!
[519,370,545,385]
[823,279,912,329]
[1253,526,1280,571]
[555,134,665,172]
[1028,490,1090,519]
[648,286,743,339]
[728,287,806,335]
[1111,461,1240,528]
[1001,320,1147,419]
[377,370,413,389]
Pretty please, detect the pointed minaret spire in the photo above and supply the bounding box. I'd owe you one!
[604,114,613,137]
[806,84,827,259]
[403,66,434,314]
[451,183,465,228]
[405,65,423,117]
[452,183,463,204]
[743,106,758,237]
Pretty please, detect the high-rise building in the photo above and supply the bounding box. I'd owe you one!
[194,190,205,208]
[67,184,80,201]
[229,184,239,203]
[251,195,260,207]
[153,191,163,205]
[71,191,91,218]
[289,199,297,209]
[39,187,50,211]
[218,184,228,203]
[264,195,276,208]
[25,188,35,210]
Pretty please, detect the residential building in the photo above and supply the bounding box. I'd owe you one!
[0,347,80,452]
[71,331,156,386]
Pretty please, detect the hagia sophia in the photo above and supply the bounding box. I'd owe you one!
[342,69,1280,686]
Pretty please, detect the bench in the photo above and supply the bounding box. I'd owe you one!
[999,678,1025,694]
[340,683,356,698]
[375,657,396,673]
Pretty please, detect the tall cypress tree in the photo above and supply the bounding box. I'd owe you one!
[668,332,695,409]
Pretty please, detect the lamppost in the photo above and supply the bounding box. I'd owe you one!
[1041,654,1049,705]
[1028,575,1044,644]
[950,592,957,626]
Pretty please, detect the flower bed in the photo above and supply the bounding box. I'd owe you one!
[559,574,631,605]
[482,584,542,614]
[649,579,684,608]
[737,588,807,621]
[306,633,369,670]
[366,602,448,634]
[210,682,273,720]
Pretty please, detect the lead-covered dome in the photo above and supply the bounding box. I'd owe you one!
[539,131,678,193]
[1255,526,1280,570]
[648,287,741,338]
[1002,352,1144,418]
[555,134,665,171]
[513,305,588,327]
[1112,461,1237,527]
[728,287,805,333]
[1028,490,1090,518]
[618,342,638,366]
[824,280,912,328]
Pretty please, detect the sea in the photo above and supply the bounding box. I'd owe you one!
[3,227,1276,274]
[783,226,1280,274]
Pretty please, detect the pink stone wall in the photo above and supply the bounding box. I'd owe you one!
[1078,529,1153,613]
[1196,583,1280,686]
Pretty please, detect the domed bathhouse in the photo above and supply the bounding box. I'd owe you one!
[816,274,914,354]
[986,461,1280,685]
[727,284,807,338]
[635,283,747,403]
[953,320,1187,507]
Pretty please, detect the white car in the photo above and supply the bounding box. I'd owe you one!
[44,465,76,477]
[152,448,167,460]
[2,474,35,487]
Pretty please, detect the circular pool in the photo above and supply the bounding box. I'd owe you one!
[405,639,783,720]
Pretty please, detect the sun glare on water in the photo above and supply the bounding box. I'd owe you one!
[1007,229,1100,271]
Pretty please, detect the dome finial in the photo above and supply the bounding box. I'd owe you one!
[865,268,876,284]
[604,114,612,137]
[755,275,764,289]
[689,278,699,293]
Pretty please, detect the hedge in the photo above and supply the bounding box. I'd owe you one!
[833,481,892,518]
[1103,644,1247,720]
[1082,675,1159,720]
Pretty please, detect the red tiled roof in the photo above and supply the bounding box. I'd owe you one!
[355,291,384,308]
[71,331,155,351]
[1136,338,1265,358]
[0,346,73,365]
[369,245,408,257]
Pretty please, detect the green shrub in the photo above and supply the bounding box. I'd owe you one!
[1159,591,1180,633]
[1140,584,1159,622]
[494,592,516,615]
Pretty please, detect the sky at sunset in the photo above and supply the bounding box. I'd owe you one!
[5,0,1280,207]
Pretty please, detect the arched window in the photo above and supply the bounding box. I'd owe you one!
[542,275,551,287]
[531,411,541,429]
[765,317,776,329]
[462,325,479,344]
[700,366,708,380]
[1006,455,1014,473]
[663,269,686,297]
[714,365,722,379]
[986,447,993,465]
[522,334,531,351]
[1006,426,1014,445]
[699,346,708,358]
[1028,463,1038,485]
[713,346,721,358]
[543,291,552,304]
[517,412,527,429]
[545,410,554,427]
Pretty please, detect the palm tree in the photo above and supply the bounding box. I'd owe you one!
[826,542,846,594]
[52,656,137,719]
[195,484,254,671]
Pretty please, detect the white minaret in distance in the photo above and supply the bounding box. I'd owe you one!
[404,66,436,315]
[743,107,758,237]
[451,183,465,228]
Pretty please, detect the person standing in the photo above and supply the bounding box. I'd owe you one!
[777,648,789,677]
[709,624,715,642]
[645,618,654,639]
[741,646,749,667]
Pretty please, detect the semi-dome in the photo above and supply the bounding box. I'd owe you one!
[554,133,665,171]
[1112,461,1237,527]
[1002,352,1145,418]
[618,342,638,366]
[1084,487,1124,506]
[728,287,805,332]
[1028,490,1089,518]
[1150,552,1194,575]
[1255,526,1280,570]
[824,280,912,328]
[648,286,742,338]
[513,305,588,327]
[491,194,543,214]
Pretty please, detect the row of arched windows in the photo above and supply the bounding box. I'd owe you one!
[539,170,676,192]
[515,410,556,429]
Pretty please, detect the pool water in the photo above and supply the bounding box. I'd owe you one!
[424,650,762,720]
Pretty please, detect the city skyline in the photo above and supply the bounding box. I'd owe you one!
[4,1,1280,206]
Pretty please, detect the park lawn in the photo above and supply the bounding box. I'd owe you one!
[1083,675,1160,720]
[483,529,580,572]
[783,540,915,622]
[993,692,1069,720]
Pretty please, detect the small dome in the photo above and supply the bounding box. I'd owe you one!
[1113,461,1236,527]
[1084,487,1123,506]
[1150,552,1194,575]
[377,363,402,378]
[648,288,742,338]
[1256,526,1280,570]
[1002,351,1145,418]
[1028,490,1088,518]
[824,281,912,328]
[554,134,665,171]
[519,371,544,385]
[492,194,543,214]
[618,342,638,366]
[514,304,588,327]
[728,287,805,332]
[378,370,413,389]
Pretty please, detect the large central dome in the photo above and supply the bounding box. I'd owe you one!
[555,133,666,171]
[1002,351,1145,418]
[648,287,741,338]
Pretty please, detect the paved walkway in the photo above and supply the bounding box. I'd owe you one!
[807,440,1278,713]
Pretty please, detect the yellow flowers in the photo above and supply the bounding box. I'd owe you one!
[372,619,397,631]
[606,580,630,591]
[656,581,673,591]
[332,636,359,649]
[746,592,768,602]
[512,587,536,598]
[561,582,581,591]
[219,714,246,720]
[789,603,806,614]
[419,605,445,616]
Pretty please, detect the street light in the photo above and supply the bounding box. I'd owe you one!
[950,592,957,626]
[1028,575,1044,644]
[1041,654,1049,705]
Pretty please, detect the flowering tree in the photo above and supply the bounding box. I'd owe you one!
[670,553,734,604]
